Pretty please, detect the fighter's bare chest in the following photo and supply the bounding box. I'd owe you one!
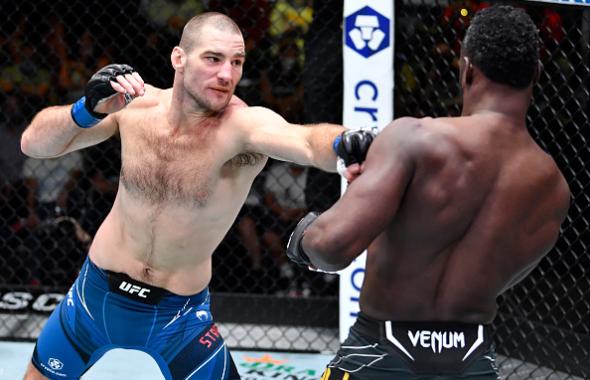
[119,127,232,206]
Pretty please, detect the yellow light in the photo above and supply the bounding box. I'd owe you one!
[460,8,469,17]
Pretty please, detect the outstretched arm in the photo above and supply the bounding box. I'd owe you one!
[235,106,343,172]
[287,118,419,271]
[21,64,145,158]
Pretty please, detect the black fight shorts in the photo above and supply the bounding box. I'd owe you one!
[321,313,500,380]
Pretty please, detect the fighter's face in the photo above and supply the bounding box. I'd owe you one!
[183,26,245,112]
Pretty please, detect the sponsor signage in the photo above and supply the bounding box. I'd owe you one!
[340,0,394,343]
[235,352,329,380]
[0,288,64,313]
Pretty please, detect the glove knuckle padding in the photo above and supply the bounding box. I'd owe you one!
[85,64,135,116]
[336,130,374,166]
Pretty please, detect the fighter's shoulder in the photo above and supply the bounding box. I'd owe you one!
[376,117,456,157]
[536,150,571,215]
[380,117,443,145]
[224,101,282,125]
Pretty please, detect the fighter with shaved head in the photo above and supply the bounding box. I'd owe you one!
[21,12,373,380]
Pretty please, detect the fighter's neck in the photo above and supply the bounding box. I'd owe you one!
[461,85,531,121]
[166,78,220,128]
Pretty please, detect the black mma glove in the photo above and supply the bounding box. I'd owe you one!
[332,129,375,166]
[85,64,136,118]
[286,212,319,268]
[71,64,136,128]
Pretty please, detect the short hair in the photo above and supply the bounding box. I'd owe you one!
[179,12,242,52]
[462,5,539,89]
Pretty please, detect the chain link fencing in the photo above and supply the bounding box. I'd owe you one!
[0,0,588,378]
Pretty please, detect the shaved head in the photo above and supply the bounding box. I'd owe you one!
[179,12,242,52]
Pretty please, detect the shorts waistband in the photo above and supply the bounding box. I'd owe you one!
[354,312,493,341]
[353,312,493,375]
[82,256,209,307]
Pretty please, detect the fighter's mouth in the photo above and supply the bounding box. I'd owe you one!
[209,87,230,94]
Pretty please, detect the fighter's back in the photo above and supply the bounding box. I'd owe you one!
[360,115,570,323]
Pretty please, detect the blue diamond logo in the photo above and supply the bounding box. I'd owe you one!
[345,6,391,58]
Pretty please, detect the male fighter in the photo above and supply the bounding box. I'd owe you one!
[287,5,570,378]
[21,12,372,380]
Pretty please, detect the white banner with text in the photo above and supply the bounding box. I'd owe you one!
[340,0,394,343]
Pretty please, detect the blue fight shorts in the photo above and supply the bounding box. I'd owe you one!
[31,257,240,379]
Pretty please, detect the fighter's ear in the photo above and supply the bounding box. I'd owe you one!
[461,56,474,87]
[534,60,543,84]
[171,46,186,72]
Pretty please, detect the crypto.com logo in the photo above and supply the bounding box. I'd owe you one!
[345,6,390,58]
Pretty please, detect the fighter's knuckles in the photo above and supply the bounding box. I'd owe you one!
[334,129,375,166]
[85,64,138,116]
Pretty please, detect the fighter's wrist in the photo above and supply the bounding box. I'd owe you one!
[71,96,104,129]
[332,134,342,154]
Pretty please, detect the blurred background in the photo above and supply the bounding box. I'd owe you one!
[0,0,588,377]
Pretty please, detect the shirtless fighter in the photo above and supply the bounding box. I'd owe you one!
[287,5,570,379]
[20,12,372,380]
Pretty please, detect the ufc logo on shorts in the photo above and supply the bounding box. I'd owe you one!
[119,281,151,298]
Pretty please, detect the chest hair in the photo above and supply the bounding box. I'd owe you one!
[120,127,264,206]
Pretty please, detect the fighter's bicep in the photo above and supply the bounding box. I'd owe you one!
[238,107,310,160]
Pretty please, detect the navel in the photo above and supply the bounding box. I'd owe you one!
[142,266,153,282]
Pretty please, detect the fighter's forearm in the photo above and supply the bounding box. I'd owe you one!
[305,123,344,172]
[22,101,117,159]
[22,64,139,159]
[302,221,354,272]
[307,249,351,272]
[21,105,83,158]
[287,212,356,272]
